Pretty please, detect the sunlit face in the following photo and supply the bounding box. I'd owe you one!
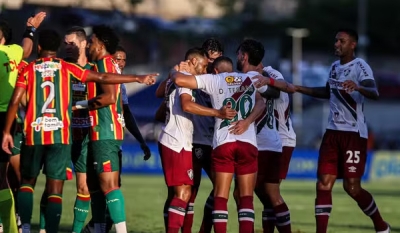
[113,51,126,71]
[88,34,103,61]
[334,32,356,57]
[193,55,209,75]
[206,50,222,73]
[236,49,245,72]
[64,34,85,63]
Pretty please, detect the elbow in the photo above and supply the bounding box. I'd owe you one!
[181,103,192,113]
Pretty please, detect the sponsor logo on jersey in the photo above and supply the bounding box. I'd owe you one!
[72,83,86,92]
[225,76,242,85]
[35,61,62,78]
[31,116,64,132]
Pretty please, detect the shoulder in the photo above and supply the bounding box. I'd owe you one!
[263,66,284,80]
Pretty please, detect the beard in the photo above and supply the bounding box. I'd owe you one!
[64,47,79,63]
[236,60,243,72]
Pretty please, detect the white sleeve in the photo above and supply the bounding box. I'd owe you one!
[357,60,374,82]
[177,87,192,97]
[263,67,284,80]
[195,73,219,95]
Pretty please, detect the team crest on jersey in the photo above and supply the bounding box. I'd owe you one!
[187,169,194,180]
[344,69,351,77]
[31,116,63,132]
[225,76,242,85]
[117,114,125,127]
[195,148,203,159]
[35,61,61,78]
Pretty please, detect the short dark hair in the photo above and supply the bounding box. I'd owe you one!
[337,28,358,42]
[115,45,126,53]
[213,56,233,69]
[202,38,224,54]
[184,47,207,60]
[0,20,12,44]
[92,25,119,54]
[39,29,61,52]
[236,39,264,66]
[66,26,87,41]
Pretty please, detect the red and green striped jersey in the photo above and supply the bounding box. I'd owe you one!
[87,55,124,141]
[16,57,89,145]
[15,60,29,123]
[71,62,95,141]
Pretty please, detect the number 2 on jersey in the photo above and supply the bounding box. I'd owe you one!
[220,94,253,129]
[41,81,56,114]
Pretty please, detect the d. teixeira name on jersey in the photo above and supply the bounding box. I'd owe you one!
[219,85,255,94]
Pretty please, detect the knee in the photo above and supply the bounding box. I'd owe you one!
[343,181,362,198]
[317,177,335,191]
[77,184,90,195]
[175,185,191,203]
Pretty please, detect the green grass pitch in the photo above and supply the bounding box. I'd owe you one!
[28,175,399,233]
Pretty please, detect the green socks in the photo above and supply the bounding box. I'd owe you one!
[46,194,63,233]
[72,193,91,233]
[105,189,126,224]
[39,191,48,230]
[18,185,34,227]
[0,189,18,233]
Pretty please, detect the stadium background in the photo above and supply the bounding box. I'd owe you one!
[1,0,400,232]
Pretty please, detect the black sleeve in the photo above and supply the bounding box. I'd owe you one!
[123,104,145,144]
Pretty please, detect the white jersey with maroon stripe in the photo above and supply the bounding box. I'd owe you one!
[263,66,296,147]
[195,71,268,149]
[158,78,194,153]
[327,58,373,139]
[192,90,214,146]
[255,96,282,152]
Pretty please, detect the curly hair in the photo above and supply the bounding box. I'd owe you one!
[202,38,224,54]
[236,39,264,66]
[38,29,61,52]
[0,20,12,44]
[92,25,120,54]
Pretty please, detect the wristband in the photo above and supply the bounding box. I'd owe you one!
[23,26,36,41]
[269,77,275,86]
[75,100,88,109]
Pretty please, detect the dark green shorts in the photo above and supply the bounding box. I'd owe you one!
[11,129,24,156]
[88,140,122,174]
[71,134,89,173]
[21,144,72,180]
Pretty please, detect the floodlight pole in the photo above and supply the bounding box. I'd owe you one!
[286,28,309,141]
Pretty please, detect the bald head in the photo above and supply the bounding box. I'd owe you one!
[212,56,233,74]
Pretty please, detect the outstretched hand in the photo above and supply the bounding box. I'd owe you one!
[137,73,159,85]
[27,12,46,28]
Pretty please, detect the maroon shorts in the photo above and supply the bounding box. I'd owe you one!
[257,151,282,185]
[318,129,367,179]
[279,146,294,179]
[192,143,212,178]
[159,143,194,187]
[212,141,258,175]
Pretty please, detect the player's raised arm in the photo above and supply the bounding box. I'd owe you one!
[252,75,296,94]
[295,82,330,99]
[85,70,158,85]
[170,70,199,90]
[2,87,25,154]
[21,12,46,58]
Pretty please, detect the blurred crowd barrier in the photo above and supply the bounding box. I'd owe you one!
[117,142,400,183]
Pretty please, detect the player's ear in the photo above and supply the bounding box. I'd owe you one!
[214,68,219,74]
[190,57,198,66]
[81,40,87,49]
[37,44,42,54]
[351,41,357,50]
